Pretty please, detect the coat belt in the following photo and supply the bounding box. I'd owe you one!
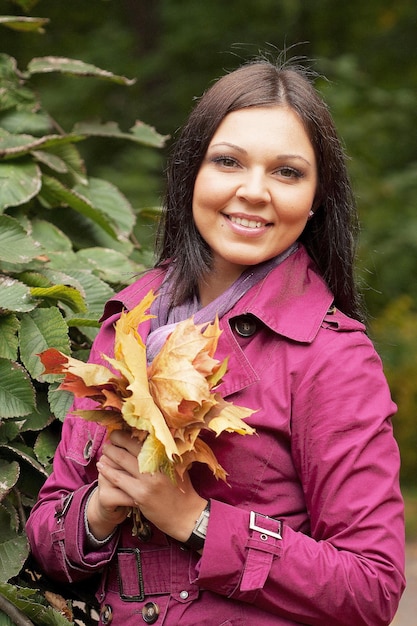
[106,545,200,602]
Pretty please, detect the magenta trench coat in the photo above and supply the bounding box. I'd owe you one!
[26,246,405,626]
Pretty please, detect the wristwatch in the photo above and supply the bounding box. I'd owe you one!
[184,500,211,551]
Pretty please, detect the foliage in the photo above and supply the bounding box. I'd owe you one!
[0,3,165,623]
[370,296,417,485]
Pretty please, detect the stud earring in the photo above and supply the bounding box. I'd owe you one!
[308,210,314,219]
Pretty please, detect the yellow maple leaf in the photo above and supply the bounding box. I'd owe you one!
[148,318,217,428]
[206,394,256,436]
[114,289,156,352]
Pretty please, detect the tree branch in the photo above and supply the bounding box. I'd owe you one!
[0,593,34,626]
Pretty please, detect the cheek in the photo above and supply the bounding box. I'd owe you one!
[276,188,316,221]
[193,173,227,214]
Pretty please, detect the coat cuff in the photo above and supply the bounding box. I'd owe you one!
[57,482,118,570]
[195,500,283,600]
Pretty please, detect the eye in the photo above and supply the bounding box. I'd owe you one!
[276,166,303,179]
[211,155,240,168]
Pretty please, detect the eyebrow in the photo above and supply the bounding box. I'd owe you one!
[209,142,313,167]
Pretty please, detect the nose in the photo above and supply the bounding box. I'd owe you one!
[236,169,271,204]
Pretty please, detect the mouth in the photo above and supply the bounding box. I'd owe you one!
[227,215,268,229]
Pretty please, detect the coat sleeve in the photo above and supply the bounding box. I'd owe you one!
[194,330,405,626]
[25,412,120,583]
[25,316,123,583]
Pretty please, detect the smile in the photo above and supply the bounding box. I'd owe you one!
[228,215,264,229]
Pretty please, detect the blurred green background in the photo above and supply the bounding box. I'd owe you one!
[2,0,417,528]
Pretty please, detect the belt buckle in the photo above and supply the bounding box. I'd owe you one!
[249,511,282,540]
[117,548,145,602]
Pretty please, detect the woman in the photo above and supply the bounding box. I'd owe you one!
[26,58,405,625]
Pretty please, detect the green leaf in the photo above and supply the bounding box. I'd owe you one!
[38,142,87,184]
[0,359,35,418]
[73,177,135,239]
[2,494,19,532]
[60,270,114,322]
[130,120,169,148]
[72,119,169,148]
[32,149,69,173]
[48,383,73,422]
[34,428,59,470]
[0,109,52,135]
[40,175,119,238]
[17,270,53,288]
[27,56,136,85]
[66,317,101,329]
[0,315,20,360]
[30,218,73,253]
[0,15,49,33]
[0,276,37,313]
[0,128,84,159]
[30,284,87,313]
[18,390,54,433]
[0,442,48,477]
[39,269,85,296]
[46,251,92,272]
[18,307,70,381]
[0,418,22,444]
[0,582,71,626]
[0,460,20,499]
[77,247,142,284]
[0,214,41,263]
[0,506,29,581]
[0,54,19,80]
[0,54,37,113]
[0,161,41,210]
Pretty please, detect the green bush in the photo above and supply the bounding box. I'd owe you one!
[0,5,165,624]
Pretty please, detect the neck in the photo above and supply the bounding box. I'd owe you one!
[198,267,247,307]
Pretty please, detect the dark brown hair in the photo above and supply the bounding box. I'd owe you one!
[155,58,362,320]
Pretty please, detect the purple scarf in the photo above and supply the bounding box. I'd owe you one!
[146,244,298,362]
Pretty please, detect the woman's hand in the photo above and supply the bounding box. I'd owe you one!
[92,430,207,543]
[86,446,133,540]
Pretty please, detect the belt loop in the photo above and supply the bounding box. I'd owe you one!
[240,511,283,596]
[117,548,145,602]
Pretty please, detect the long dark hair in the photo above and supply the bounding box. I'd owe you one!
[155,58,363,321]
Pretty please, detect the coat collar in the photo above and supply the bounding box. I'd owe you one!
[223,245,334,344]
[102,246,333,344]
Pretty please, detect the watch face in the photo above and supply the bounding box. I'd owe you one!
[195,513,209,538]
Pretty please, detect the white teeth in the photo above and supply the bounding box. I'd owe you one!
[229,216,263,229]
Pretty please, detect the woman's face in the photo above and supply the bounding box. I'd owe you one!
[192,106,318,280]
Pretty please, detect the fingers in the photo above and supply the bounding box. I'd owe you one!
[109,429,142,455]
[101,438,140,476]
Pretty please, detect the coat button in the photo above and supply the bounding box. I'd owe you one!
[83,439,93,460]
[233,315,257,337]
[142,601,160,624]
[100,604,113,624]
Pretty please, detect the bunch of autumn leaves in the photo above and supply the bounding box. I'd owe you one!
[40,291,255,483]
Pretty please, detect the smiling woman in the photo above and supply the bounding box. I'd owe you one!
[192,106,317,300]
[26,57,405,626]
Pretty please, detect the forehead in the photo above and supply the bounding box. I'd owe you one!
[209,106,315,157]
